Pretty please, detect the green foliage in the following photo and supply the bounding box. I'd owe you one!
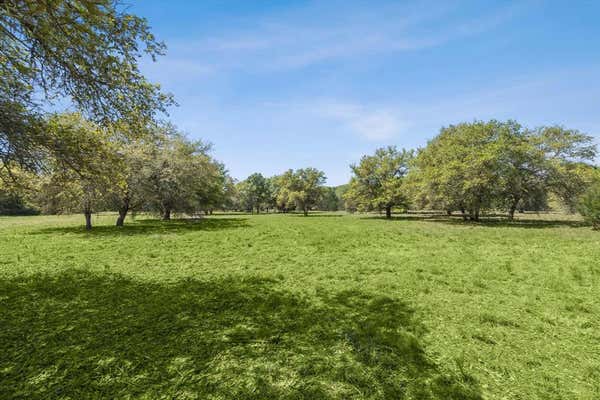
[29,117,228,227]
[345,146,413,218]
[0,0,171,175]
[0,188,37,215]
[275,167,326,215]
[334,184,350,211]
[0,0,171,123]
[134,124,220,220]
[31,113,120,228]
[578,173,600,229]
[409,121,597,220]
[318,187,339,211]
[1,213,599,399]
[237,173,271,213]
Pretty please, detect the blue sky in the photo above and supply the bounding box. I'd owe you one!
[131,0,600,186]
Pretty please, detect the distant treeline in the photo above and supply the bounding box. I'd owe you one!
[3,115,599,231]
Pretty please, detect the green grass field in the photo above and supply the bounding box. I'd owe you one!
[1,212,598,399]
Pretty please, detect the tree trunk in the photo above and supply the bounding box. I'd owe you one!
[508,198,519,221]
[116,198,129,227]
[385,206,392,219]
[460,207,467,221]
[256,206,260,214]
[84,211,92,231]
[162,208,171,221]
[303,206,308,216]
[116,209,127,227]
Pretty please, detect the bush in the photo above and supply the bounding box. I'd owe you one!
[578,182,600,230]
[0,191,39,216]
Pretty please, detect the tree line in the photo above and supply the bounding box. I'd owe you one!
[3,115,600,230]
[343,121,599,225]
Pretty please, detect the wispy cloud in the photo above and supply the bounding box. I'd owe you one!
[165,1,524,72]
[315,101,409,140]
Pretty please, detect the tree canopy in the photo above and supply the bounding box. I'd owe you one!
[345,146,413,218]
[408,121,597,221]
[275,168,326,216]
[237,173,271,213]
[1,0,172,179]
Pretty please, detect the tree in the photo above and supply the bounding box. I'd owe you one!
[345,146,413,219]
[578,173,600,230]
[32,113,118,229]
[136,125,215,220]
[318,187,339,211]
[492,122,547,219]
[1,0,172,178]
[535,126,597,213]
[196,162,234,214]
[409,121,597,221]
[238,173,270,214]
[276,168,326,216]
[106,137,154,226]
[219,174,238,212]
[0,185,37,215]
[410,121,511,221]
[271,172,292,212]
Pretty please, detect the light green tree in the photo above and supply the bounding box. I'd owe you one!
[277,168,326,216]
[344,146,413,219]
[32,113,119,229]
[136,125,214,220]
[409,121,597,220]
[535,126,597,213]
[410,121,510,220]
[196,162,234,214]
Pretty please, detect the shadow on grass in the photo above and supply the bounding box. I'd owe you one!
[0,271,482,399]
[288,213,345,218]
[364,213,587,229]
[29,217,250,237]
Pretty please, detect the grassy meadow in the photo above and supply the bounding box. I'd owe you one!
[0,212,599,399]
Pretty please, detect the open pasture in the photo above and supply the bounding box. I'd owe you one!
[0,212,599,399]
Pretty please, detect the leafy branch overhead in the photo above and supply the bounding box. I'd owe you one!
[1,0,173,175]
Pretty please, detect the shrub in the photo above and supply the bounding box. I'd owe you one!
[578,182,600,230]
[0,190,39,216]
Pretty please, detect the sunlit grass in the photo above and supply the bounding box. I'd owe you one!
[1,212,598,399]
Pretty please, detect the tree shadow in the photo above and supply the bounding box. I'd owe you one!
[364,213,587,229]
[29,217,250,237]
[0,271,482,399]
[288,214,345,218]
[279,211,345,217]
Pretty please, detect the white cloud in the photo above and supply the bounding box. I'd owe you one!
[316,101,409,141]
[165,2,524,72]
